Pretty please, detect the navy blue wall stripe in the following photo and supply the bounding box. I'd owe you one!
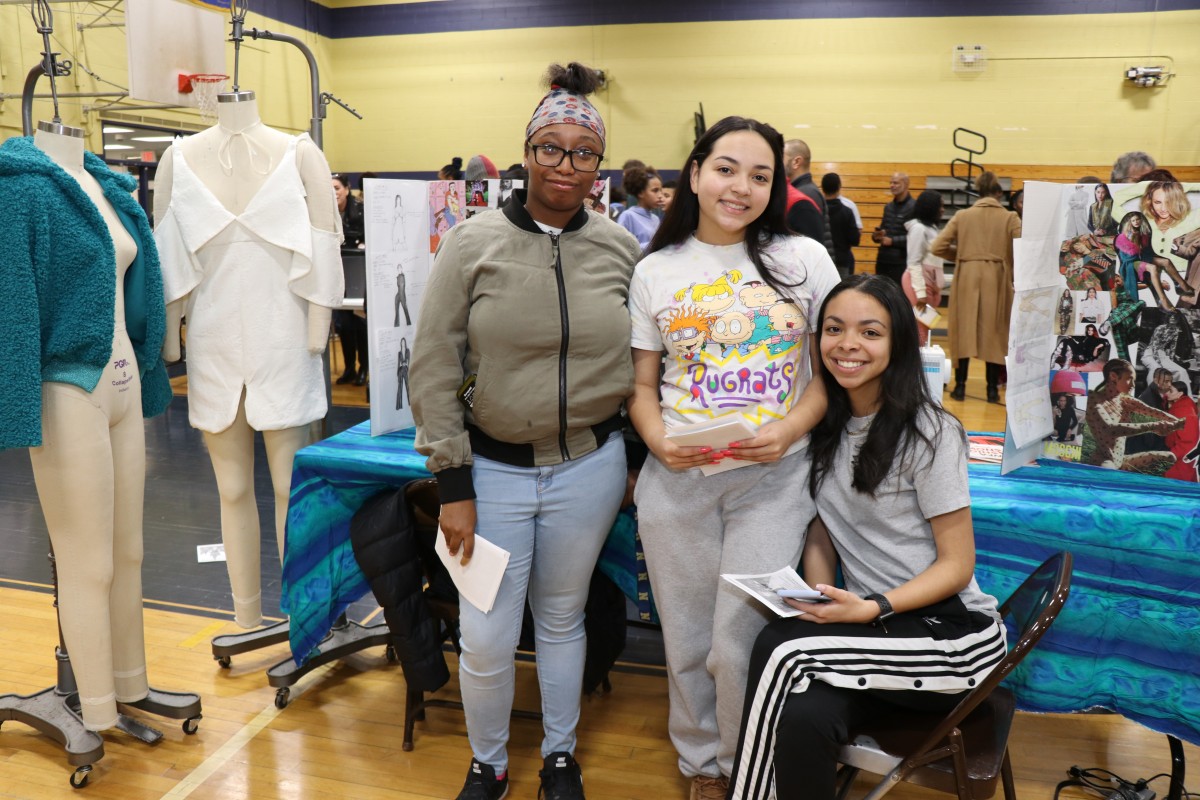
[256,0,1200,38]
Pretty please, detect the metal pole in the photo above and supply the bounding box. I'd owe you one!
[246,28,323,148]
[21,63,42,136]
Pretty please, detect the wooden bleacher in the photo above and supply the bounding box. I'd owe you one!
[817,161,1200,270]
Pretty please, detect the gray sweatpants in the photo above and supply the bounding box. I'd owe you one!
[635,449,815,779]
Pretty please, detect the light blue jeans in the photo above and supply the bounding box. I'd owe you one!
[460,433,626,772]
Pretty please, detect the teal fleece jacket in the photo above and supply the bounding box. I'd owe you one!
[0,136,171,450]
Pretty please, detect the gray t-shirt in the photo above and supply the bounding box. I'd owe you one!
[816,409,1000,621]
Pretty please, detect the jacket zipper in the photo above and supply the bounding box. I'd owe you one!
[550,232,570,460]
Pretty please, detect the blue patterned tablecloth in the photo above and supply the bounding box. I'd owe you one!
[969,459,1200,746]
[281,424,430,663]
[282,423,1200,745]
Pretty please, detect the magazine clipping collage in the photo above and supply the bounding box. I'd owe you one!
[1003,179,1200,483]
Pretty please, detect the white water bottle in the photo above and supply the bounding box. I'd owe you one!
[921,342,950,405]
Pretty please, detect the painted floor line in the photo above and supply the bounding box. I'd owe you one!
[157,663,336,800]
[177,621,229,650]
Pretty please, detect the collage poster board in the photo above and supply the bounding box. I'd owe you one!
[363,178,528,436]
[1002,180,1200,482]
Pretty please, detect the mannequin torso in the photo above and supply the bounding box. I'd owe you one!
[34,128,137,326]
[155,96,338,360]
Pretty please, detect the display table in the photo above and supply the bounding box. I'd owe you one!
[281,422,1200,747]
[968,459,1200,746]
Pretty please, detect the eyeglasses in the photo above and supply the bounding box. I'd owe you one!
[668,327,700,341]
[526,141,603,173]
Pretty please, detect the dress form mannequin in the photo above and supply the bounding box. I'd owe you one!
[28,126,156,732]
[154,92,343,628]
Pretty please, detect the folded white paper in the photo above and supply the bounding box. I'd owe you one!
[665,415,757,476]
[434,528,511,614]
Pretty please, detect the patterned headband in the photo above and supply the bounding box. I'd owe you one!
[525,86,606,143]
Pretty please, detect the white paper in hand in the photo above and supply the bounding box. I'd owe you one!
[434,528,511,614]
[665,415,757,477]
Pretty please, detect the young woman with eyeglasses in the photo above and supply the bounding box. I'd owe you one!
[625,116,839,800]
[411,62,642,800]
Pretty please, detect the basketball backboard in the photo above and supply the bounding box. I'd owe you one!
[125,0,227,108]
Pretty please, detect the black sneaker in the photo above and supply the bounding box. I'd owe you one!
[456,759,508,800]
[538,751,584,800]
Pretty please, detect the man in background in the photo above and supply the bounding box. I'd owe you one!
[783,139,835,258]
[873,172,915,284]
[820,173,860,277]
[1111,151,1156,183]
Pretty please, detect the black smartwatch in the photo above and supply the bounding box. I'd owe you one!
[865,593,895,625]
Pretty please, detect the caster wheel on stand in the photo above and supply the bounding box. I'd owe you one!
[70,765,93,789]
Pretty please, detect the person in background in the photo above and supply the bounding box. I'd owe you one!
[873,172,916,285]
[727,274,1005,800]
[821,172,863,231]
[931,171,1021,403]
[411,61,641,800]
[1111,151,1156,184]
[439,156,464,180]
[1009,188,1024,219]
[617,166,664,248]
[333,174,367,385]
[821,172,860,278]
[628,115,839,800]
[607,184,627,220]
[465,154,500,182]
[660,179,677,215]
[902,189,946,341]
[783,138,835,258]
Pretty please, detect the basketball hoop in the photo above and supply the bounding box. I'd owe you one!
[179,73,228,125]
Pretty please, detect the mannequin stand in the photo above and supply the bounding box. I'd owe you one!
[0,552,203,788]
[213,615,392,709]
[0,644,103,789]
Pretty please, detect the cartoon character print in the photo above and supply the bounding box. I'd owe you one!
[711,310,756,357]
[765,301,805,354]
[738,281,780,348]
[674,270,742,316]
[662,269,808,419]
[662,305,714,361]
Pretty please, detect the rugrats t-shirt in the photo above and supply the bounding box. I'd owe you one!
[629,234,840,440]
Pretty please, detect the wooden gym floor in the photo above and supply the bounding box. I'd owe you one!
[3,337,1197,798]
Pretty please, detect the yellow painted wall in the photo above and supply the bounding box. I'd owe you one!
[323,10,1199,174]
[0,3,331,153]
[2,6,1196,178]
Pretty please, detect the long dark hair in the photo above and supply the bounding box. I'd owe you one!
[646,115,799,298]
[808,274,962,496]
[914,190,943,227]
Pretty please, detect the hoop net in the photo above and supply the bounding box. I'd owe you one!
[181,74,228,125]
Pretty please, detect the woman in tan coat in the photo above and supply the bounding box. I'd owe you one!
[931,171,1022,402]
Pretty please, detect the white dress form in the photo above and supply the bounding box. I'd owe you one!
[28,127,150,731]
[154,97,341,628]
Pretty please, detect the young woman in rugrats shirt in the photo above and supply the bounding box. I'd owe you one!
[663,306,714,361]
[673,270,742,316]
